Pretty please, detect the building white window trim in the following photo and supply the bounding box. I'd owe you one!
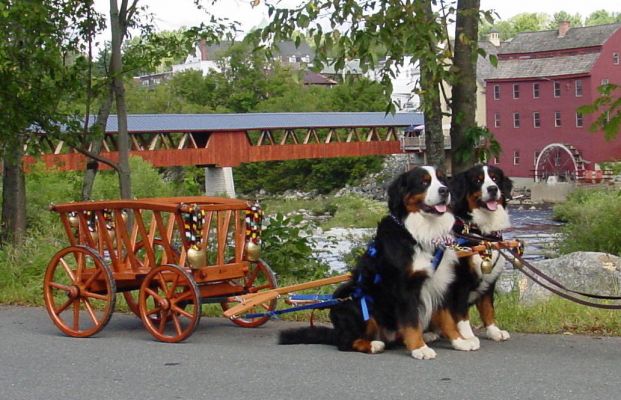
[554,81,561,97]
[576,112,584,127]
[613,52,620,65]
[533,112,541,128]
[513,83,520,99]
[513,112,520,128]
[494,112,501,127]
[533,83,540,98]
[513,151,520,165]
[575,80,583,97]
[601,78,609,86]
[554,111,562,127]
[494,85,500,100]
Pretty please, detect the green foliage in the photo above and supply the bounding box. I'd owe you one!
[578,83,621,140]
[260,213,330,280]
[454,126,501,164]
[91,156,177,200]
[553,189,621,255]
[235,156,383,195]
[548,11,584,29]
[585,9,621,26]
[321,196,386,229]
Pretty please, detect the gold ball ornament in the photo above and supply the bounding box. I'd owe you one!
[480,258,493,274]
[245,241,261,262]
[187,247,206,269]
[512,257,523,270]
[68,215,79,227]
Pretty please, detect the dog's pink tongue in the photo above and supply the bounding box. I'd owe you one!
[434,204,447,213]
[486,200,498,211]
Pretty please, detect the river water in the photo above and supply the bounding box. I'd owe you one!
[313,205,563,272]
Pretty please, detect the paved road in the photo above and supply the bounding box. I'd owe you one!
[1,305,620,400]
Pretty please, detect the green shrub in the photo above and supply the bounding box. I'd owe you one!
[260,213,330,280]
[553,188,621,255]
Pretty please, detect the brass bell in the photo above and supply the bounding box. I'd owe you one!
[512,257,523,270]
[480,258,493,274]
[68,215,79,227]
[245,241,261,262]
[187,247,206,269]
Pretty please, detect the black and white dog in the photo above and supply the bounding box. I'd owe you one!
[430,164,513,346]
[279,166,457,359]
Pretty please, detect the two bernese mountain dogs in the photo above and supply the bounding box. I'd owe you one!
[279,164,513,359]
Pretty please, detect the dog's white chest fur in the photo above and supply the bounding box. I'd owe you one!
[470,205,511,234]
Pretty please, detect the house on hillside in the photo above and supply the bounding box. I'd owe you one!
[485,22,621,181]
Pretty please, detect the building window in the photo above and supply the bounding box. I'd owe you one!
[513,112,520,128]
[494,85,500,100]
[576,112,584,127]
[614,52,620,65]
[513,84,520,99]
[533,112,541,128]
[494,112,501,127]
[554,81,561,97]
[493,155,500,164]
[513,151,520,165]
[601,78,609,86]
[554,111,562,127]
[533,83,540,98]
[534,151,540,166]
[575,80,583,97]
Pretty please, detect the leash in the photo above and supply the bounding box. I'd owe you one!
[499,249,621,309]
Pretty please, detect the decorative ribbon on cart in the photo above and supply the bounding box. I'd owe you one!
[244,202,263,244]
[182,204,206,250]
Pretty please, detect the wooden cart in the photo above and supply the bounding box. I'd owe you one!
[44,196,279,343]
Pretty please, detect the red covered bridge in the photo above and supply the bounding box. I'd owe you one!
[30,112,425,170]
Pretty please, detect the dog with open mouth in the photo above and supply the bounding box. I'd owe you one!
[279,166,457,360]
[428,164,513,347]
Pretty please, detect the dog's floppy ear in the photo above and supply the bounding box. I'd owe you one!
[449,172,467,208]
[500,174,513,204]
[387,173,407,219]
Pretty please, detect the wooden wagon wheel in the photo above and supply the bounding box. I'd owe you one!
[139,264,200,342]
[122,239,180,318]
[43,245,116,338]
[220,259,278,328]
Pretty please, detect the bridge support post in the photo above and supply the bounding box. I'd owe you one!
[204,166,236,198]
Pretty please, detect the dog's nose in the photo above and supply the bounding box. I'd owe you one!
[487,185,498,197]
[438,186,449,198]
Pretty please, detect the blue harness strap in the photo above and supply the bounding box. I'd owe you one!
[243,298,342,320]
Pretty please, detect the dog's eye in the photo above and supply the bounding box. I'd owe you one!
[422,177,431,186]
[491,175,498,182]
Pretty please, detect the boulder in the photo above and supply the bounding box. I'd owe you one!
[515,252,621,304]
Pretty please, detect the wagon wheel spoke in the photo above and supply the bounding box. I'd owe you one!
[156,272,169,293]
[248,283,273,293]
[75,251,85,282]
[82,298,99,325]
[171,313,183,336]
[48,281,72,292]
[158,310,169,333]
[73,300,80,331]
[144,287,164,304]
[172,304,193,319]
[54,298,74,315]
[83,267,103,288]
[59,258,76,283]
[173,290,194,304]
[168,273,180,297]
[244,267,259,287]
[146,307,162,317]
[83,291,108,301]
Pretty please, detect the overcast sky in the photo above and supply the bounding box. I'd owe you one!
[92,0,621,43]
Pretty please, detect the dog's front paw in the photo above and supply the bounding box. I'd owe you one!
[486,324,510,341]
[450,337,480,351]
[411,345,437,360]
[423,331,440,343]
[370,340,386,354]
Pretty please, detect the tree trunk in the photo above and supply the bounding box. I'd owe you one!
[81,82,114,200]
[419,0,446,169]
[109,0,132,199]
[1,137,26,245]
[450,0,481,174]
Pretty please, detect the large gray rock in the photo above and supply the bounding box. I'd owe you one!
[515,252,621,304]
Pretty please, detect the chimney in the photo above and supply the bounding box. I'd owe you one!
[488,29,500,47]
[558,21,571,38]
[198,39,208,61]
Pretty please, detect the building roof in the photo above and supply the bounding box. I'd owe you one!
[197,40,313,61]
[101,112,423,133]
[487,52,598,80]
[499,23,621,55]
[477,40,500,82]
[303,72,337,85]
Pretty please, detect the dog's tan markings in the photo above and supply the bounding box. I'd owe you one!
[407,270,429,280]
[431,308,462,341]
[467,192,481,210]
[476,293,496,327]
[352,338,373,353]
[401,326,425,351]
[404,193,426,213]
[365,318,379,338]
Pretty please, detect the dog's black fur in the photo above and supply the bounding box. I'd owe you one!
[433,164,513,345]
[279,166,456,359]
